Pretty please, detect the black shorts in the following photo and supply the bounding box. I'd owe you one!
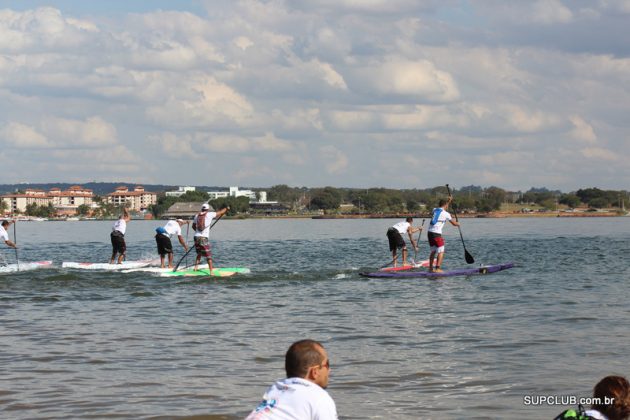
[110,231,126,254]
[386,228,406,251]
[155,234,173,256]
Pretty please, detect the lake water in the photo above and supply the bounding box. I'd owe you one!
[1,217,629,419]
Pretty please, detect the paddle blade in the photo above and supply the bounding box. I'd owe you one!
[465,250,475,264]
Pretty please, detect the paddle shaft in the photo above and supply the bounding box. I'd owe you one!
[413,219,425,263]
[13,220,19,271]
[445,184,474,264]
[174,212,224,272]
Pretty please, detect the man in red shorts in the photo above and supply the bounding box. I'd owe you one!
[427,197,459,272]
[192,203,229,271]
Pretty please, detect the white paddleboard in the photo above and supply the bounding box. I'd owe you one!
[0,261,53,273]
[121,266,252,275]
[61,260,154,270]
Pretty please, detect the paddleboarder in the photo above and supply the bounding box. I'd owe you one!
[0,220,17,249]
[110,208,130,264]
[155,219,189,268]
[192,203,229,272]
[386,217,421,267]
[427,197,459,273]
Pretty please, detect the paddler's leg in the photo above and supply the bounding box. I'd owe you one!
[167,252,173,269]
[434,252,444,273]
[206,257,213,272]
[392,249,398,267]
[401,246,408,267]
[429,250,435,272]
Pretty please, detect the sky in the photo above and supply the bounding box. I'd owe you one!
[0,0,629,192]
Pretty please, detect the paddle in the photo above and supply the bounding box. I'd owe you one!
[379,256,397,270]
[173,211,225,272]
[184,220,190,269]
[412,219,425,264]
[445,184,474,264]
[13,220,19,271]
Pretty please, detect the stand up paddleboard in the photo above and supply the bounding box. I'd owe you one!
[360,262,514,279]
[121,266,251,276]
[61,260,154,270]
[380,259,430,272]
[159,267,250,278]
[0,261,53,273]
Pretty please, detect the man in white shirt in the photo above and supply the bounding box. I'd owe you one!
[427,197,459,272]
[247,339,338,420]
[0,220,17,249]
[192,203,229,271]
[110,208,130,264]
[155,219,189,268]
[386,217,421,267]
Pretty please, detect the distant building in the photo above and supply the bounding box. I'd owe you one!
[1,186,94,215]
[165,186,196,197]
[207,186,258,202]
[48,186,94,216]
[107,185,157,211]
[161,202,205,219]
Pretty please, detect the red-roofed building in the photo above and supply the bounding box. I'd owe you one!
[106,186,157,211]
[1,186,95,216]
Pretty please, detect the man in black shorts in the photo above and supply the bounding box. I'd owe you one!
[386,217,420,267]
[155,219,189,268]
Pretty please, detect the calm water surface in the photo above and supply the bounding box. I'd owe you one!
[1,218,629,419]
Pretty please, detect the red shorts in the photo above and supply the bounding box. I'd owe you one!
[428,232,445,248]
[194,237,212,258]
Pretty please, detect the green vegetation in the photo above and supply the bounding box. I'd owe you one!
[25,203,56,218]
[149,184,630,217]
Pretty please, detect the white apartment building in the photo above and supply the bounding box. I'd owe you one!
[165,186,196,197]
[207,186,258,201]
[107,186,157,211]
[1,186,94,215]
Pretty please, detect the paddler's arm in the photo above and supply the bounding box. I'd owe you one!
[4,239,17,249]
[216,206,230,217]
[407,228,418,251]
[177,235,188,251]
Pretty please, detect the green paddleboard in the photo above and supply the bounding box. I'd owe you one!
[160,267,250,277]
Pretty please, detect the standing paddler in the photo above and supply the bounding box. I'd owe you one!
[427,196,460,273]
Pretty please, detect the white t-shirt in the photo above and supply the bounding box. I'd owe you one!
[246,377,338,420]
[391,221,410,234]
[193,211,217,238]
[0,225,9,242]
[427,208,452,235]
[162,220,182,238]
[584,409,608,420]
[112,218,127,235]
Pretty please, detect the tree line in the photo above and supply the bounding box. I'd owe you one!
[11,185,627,218]
[151,185,630,217]
[264,185,629,214]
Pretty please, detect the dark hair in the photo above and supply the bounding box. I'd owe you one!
[438,199,448,207]
[285,339,325,378]
[592,375,630,420]
[1,220,9,227]
[405,217,413,223]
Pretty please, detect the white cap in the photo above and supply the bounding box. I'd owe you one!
[201,203,211,211]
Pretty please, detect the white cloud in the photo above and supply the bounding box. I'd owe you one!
[532,0,574,24]
[319,145,348,174]
[42,116,118,148]
[569,116,597,143]
[350,58,459,102]
[0,122,50,148]
[580,147,618,161]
